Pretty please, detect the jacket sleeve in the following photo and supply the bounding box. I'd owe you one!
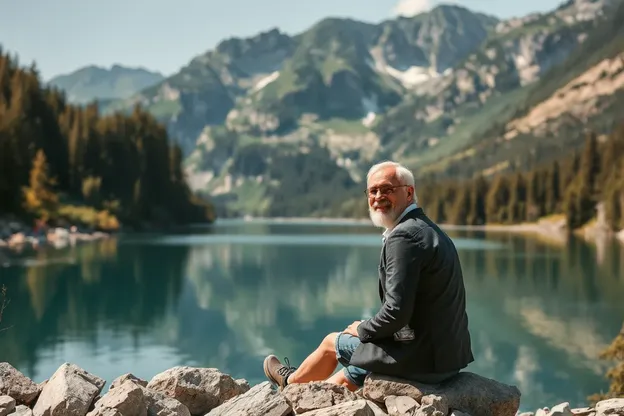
[357,228,430,342]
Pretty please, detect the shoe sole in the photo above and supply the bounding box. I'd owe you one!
[263,354,280,387]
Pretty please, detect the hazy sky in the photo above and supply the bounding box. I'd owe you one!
[1,0,564,81]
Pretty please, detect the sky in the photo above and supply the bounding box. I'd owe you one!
[0,0,564,81]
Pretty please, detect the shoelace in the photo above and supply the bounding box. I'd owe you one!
[277,357,296,376]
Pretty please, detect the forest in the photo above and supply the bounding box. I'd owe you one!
[0,48,215,231]
[327,122,624,235]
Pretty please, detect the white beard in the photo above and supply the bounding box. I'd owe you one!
[369,206,399,229]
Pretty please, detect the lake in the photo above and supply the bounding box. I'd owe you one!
[1,219,623,412]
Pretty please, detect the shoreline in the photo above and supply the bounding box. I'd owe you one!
[1,361,620,416]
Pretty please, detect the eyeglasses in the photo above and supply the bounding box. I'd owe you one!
[364,185,409,197]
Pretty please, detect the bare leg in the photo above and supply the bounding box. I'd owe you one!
[324,370,359,392]
[287,332,340,384]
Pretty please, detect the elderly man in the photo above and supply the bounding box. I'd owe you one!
[263,161,473,391]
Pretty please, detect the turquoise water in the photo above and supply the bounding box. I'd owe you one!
[0,219,623,411]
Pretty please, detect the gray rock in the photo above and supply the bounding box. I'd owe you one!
[366,400,389,416]
[450,411,472,416]
[535,409,549,416]
[109,374,147,391]
[384,395,418,416]
[516,413,535,416]
[0,396,15,416]
[414,404,445,416]
[0,363,41,405]
[595,398,624,415]
[303,399,376,416]
[32,363,105,416]
[137,385,190,416]
[146,366,249,415]
[12,405,34,416]
[281,382,357,413]
[548,402,573,416]
[87,380,146,416]
[205,382,292,416]
[363,372,520,416]
[421,394,448,415]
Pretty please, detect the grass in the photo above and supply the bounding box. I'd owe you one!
[147,99,182,120]
[412,86,532,173]
[57,205,120,231]
[317,118,370,135]
[224,179,271,217]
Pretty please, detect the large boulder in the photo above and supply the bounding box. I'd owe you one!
[0,363,41,405]
[32,363,105,416]
[86,381,146,416]
[205,382,292,416]
[281,382,358,414]
[137,384,190,416]
[363,372,520,416]
[109,374,147,391]
[595,398,624,415]
[146,366,249,415]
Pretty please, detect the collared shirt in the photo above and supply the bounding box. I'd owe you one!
[382,203,418,242]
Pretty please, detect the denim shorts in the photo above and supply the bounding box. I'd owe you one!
[334,333,461,388]
[334,332,370,387]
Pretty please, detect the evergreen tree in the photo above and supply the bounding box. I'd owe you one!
[22,149,59,224]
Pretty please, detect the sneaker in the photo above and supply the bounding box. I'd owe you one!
[263,355,297,389]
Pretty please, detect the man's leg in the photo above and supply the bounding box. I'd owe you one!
[264,332,341,388]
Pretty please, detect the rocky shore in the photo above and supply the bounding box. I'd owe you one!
[1,362,622,416]
[0,218,109,253]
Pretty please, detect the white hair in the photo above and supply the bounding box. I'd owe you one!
[366,161,418,204]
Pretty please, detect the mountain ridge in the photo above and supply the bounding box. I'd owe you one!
[48,64,165,104]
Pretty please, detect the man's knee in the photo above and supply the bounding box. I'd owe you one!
[321,332,339,354]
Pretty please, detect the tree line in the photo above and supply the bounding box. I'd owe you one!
[0,48,215,230]
[412,123,624,232]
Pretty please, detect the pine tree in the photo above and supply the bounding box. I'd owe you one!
[22,149,59,223]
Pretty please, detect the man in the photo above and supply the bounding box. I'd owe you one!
[263,161,473,391]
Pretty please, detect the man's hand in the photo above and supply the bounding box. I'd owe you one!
[343,320,362,337]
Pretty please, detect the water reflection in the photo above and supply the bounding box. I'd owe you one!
[0,222,623,412]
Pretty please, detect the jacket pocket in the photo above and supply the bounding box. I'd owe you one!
[393,325,416,341]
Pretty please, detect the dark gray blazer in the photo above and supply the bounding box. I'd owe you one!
[350,207,474,378]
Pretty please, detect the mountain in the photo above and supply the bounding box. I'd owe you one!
[103,5,498,154]
[103,0,622,218]
[48,65,165,104]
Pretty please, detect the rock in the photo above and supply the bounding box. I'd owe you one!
[548,402,573,416]
[205,382,292,416]
[414,404,445,416]
[0,396,15,416]
[363,372,520,416]
[303,399,376,416]
[109,374,147,390]
[421,394,448,415]
[535,409,549,416]
[136,385,190,416]
[595,398,624,415]
[517,413,535,416]
[450,411,472,416]
[12,405,34,416]
[570,407,595,416]
[87,380,146,416]
[146,366,248,415]
[384,395,419,416]
[281,382,358,413]
[0,363,41,405]
[32,363,105,416]
[366,400,389,416]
